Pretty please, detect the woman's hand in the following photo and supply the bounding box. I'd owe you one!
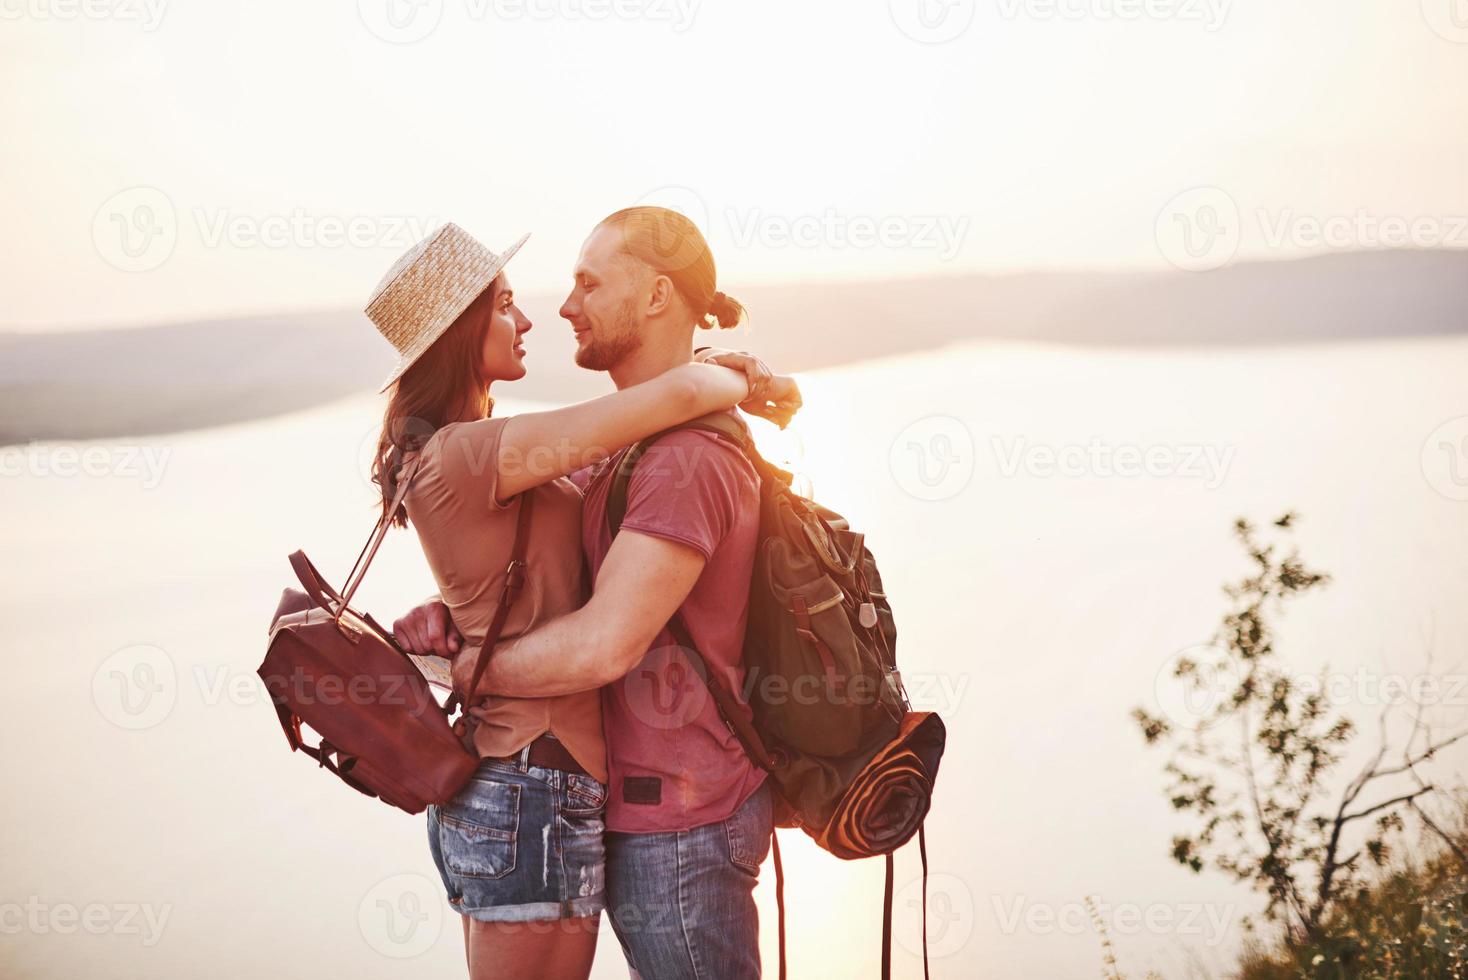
[696,348,802,429]
[393,599,463,658]
[696,348,772,407]
[744,374,802,429]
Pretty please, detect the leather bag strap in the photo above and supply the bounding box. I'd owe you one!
[458,491,537,705]
[335,450,424,620]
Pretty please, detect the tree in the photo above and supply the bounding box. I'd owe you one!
[1134,513,1468,946]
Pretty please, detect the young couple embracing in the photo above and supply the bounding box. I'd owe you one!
[367,207,802,979]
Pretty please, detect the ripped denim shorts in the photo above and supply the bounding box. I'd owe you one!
[426,750,607,922]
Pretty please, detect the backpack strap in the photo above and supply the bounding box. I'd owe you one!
[883,851,895,980]
[662,614,779,773]
[880,825,932,980]
[604,414,779,773]
[606,411,751,533]
[773,828,787,980]
[920,823,930,980]
[604,414,790,973]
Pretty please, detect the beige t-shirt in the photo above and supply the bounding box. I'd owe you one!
[404,416,606,783]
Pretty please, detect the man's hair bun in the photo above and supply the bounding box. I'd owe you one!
[704,290,746,330]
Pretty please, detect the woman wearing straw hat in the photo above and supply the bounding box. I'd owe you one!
[364,223,798,979]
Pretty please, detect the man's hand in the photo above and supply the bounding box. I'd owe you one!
[392,599,463,658]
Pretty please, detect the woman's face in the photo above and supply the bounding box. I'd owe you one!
[479,275,532,383]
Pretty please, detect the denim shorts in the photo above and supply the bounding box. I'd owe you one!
[426,750,607,922]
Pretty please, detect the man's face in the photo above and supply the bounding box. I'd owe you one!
[561,224,645,372]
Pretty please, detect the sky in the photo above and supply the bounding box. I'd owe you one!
[2,0,1467,330]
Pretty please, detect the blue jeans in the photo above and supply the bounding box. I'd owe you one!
[605,780,773,980]
[426,753,607,922]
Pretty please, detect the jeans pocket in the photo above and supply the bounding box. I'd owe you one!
[564,773,608,816]
[724,785,772,877]
[438,780,520,880]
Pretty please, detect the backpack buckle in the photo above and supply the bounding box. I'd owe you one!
[885,669,911,711]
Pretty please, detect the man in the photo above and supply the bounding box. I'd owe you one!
[394,206,799,979]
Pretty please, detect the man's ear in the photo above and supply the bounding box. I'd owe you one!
[645,273,676,319]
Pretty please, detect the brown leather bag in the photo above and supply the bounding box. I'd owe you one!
[258,452,536,814]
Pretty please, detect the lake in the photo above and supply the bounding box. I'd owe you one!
[3,335,1465,978]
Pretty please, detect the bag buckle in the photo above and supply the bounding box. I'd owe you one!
[504,559,527,592]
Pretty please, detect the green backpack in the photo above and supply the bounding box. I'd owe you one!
[606,412,947,980]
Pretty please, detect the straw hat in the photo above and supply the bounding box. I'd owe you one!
[366,223,529,392]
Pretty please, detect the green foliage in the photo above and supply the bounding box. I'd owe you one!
[1134,513,1467,968]
[1237,834,1468,980]
[1134,513,1363,933]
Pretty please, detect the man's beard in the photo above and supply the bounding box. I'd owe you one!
[574,301,642,372]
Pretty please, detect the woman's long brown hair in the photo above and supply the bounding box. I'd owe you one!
[372,279,499,528]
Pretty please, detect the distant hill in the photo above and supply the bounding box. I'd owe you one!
[3,249,1465,444]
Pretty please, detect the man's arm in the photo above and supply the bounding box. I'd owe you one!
[453,529,707,698]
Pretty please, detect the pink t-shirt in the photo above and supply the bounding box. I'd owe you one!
[575,412,768,833]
